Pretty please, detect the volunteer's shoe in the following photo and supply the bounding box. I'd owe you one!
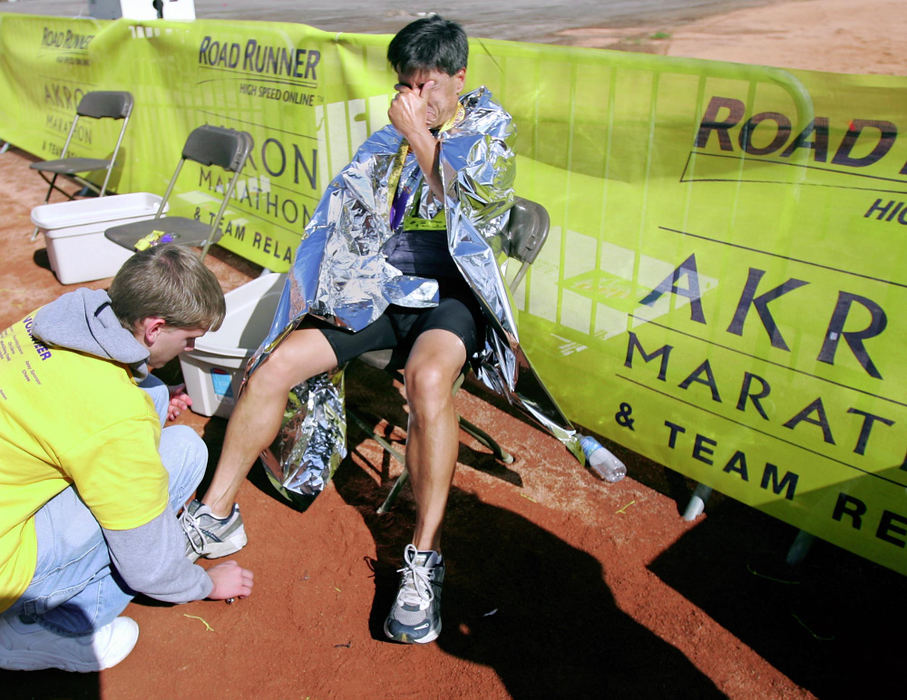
[384,544,445,644]
[0,615,139,672]
[179,499,247,561]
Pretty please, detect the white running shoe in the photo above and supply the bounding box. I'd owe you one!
[384,544,445,644]
[179,499,248,561]
[0,615,139,672]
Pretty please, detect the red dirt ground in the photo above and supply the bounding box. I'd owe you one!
[0,146,902,699]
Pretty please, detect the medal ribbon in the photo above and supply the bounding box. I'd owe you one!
[388,102,465,229]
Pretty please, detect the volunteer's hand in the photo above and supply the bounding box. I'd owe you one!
[206,560,254,600]
[167,383,192,421]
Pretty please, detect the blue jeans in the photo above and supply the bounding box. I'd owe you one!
[0,376,206,637]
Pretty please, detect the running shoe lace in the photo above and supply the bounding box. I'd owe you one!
[397,545,435,606]
[179,509,205,555]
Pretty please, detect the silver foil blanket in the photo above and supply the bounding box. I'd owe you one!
[250,87,580,506]
[259,368,347,510]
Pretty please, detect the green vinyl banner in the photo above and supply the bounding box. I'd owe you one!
[0,15,904,574]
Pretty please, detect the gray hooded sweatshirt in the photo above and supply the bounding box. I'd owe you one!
[32,289,212,604]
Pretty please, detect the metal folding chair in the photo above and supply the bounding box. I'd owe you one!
[29,90,134,238]
[104,124,253,260]
[347,197,552,514]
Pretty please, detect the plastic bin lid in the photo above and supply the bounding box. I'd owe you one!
[31,193,167,228]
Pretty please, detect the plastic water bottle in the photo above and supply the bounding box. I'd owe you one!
[580,435,627,483]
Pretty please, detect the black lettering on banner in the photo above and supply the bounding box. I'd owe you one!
[831,119,897,167]
[726,268,809,350]
[736,372,771,420]
[832,494,907,549]
[693,433,717,464]
[780,117,830,160]
[304,51,320,79]
[265,190,278,216]
[877,510,907,547]
[760,463,798,500]
[664,420,685,447]
[242,41,320,80]
[642,255,890,376]
[44,83,84,112]
[817,291,887,379]
[864,198,907,224]
[739,111,791,156]
[260,137,317,190]
[198,36,241,68]
[663,421,799,498]
[695,96,745,150]
[624,332,672,381]
[695,96,905,174]
[41,27,94,50]
[198,36,320,80]
[639,253,705,323]
[832,492,866,527]
[846,408,895,456]
[630,335,896,457]
[222,220,246,242]
[678,359,721,402]
[783,397,835,444]
[723,451,748,480]
[614,402,635,430]
[251,231,294,263]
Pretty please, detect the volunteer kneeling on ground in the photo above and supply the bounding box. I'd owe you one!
[0,244,253,673]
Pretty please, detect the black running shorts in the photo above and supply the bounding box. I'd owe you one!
[318,284,484,371]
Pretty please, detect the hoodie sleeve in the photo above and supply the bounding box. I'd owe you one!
[103,506,213,603]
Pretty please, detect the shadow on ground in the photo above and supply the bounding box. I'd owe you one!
[648,498,904,698]
[332,443,725,698]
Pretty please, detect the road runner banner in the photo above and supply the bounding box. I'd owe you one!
[0,15,904,575]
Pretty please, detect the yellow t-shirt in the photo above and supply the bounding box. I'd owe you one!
[0,312,169,613]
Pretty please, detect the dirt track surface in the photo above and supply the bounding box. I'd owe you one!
[1,1,905,691]
[0,138,903,699]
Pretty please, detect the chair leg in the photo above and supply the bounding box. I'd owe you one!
[349,401,514,514]
[458,415,514,463]
[785,529,815,566]
[30,173,56,240]
[682,482,713,521]
[348,408,409,513]
[377,470,409,515]
[348,408,406,465]
[376,413,514,513]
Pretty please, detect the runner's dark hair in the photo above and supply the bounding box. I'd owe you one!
[387,15,468,76]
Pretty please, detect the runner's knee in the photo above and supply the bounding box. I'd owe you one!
[405,362,454,413]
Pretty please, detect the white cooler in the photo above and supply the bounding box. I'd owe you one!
[179,272,286,418]
[31,193,168,285]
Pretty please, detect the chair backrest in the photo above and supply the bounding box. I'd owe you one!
[58,90,134,196]
[182,125,253,172]
[501,197,550,293]
[181,126,253,258]
[76,91,134,120]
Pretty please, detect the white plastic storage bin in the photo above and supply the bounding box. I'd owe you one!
[179,272,286,418]
[31,193,168,285]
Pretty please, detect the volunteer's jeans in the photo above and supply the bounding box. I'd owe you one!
[0,376,205,637]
